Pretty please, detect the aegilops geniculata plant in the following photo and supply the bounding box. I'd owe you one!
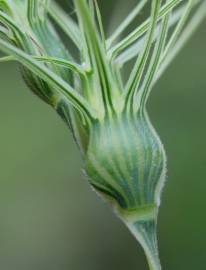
[0,0,205,269]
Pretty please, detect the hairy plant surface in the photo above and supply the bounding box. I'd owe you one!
[0,0,205,269]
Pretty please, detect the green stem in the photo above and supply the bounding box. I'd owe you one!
[120,207,161,270]
[129,219,161,270]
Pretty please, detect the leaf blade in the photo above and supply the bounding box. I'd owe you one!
[108,0,183,60]
[0,39,96,120]
[48,1,82,49]
[107,0,148,48]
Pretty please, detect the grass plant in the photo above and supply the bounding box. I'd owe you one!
[0,0,205,269]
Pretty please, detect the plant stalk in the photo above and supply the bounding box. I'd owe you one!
[121,207,161,270]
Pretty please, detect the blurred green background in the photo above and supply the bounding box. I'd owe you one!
[0,1,206,269]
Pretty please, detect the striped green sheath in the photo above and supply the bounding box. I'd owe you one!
[85,111,166,270]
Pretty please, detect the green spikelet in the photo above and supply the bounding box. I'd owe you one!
[0,0,205,269]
